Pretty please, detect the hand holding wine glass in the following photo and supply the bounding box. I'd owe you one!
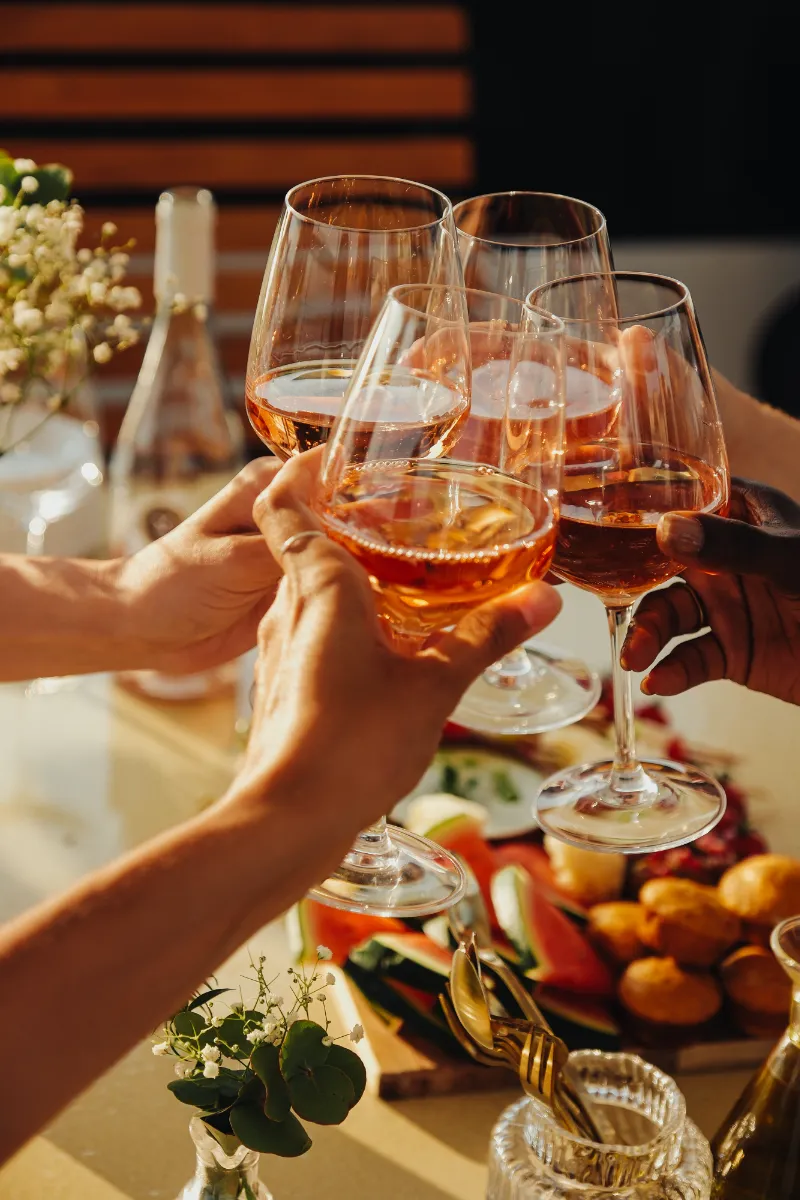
[528,271,730,854]
[299,283,566,914]
[622,478,800,707]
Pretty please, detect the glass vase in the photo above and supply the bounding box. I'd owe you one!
[177,1118,273,1200]
[487,1050,712,1199]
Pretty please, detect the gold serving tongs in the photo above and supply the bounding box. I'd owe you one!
[445,936,606,1143]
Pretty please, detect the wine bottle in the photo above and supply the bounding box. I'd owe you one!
[711,916,800,1198]
[110,186,244,700]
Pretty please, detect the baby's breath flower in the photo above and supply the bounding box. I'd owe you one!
[12,302,43,335]
[203,1060,220,1079]
[13,158,37,173]
[350,1024,365,1045]
[193,302,208,321]
[152,1041,171,1057]
[246,1027,266,1044]
[201,1044,221,1063]
[101,221,117,237]
[0,347,23,375]
[326,972,336,987]
[76,247,92,264]
[321,1035,333,1047]
[0,382,22,403]
[93,342,112,364]
[174,1061,193,1078]
[20,176,39,194]
[317,946,333,961]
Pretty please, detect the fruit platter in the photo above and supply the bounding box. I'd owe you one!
[289,687,800,1097]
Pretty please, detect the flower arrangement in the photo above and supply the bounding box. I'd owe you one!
[154,952,366,1160]
[0,151,141,455]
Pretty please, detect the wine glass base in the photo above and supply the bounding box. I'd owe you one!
[536,758,726,853]
[450,641,601,736]
[307,826,467,918]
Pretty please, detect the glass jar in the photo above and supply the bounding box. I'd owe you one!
[487,1050,712,1199]
[177,1117,273,1200]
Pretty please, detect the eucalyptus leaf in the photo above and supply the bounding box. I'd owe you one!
[288,1065,354,1126]
[189,987,232,1011]
[230,1103,311,1158]
[168,1077,225,1108]
[251,1042,291,1122]
[172,1010,207,1041]
[0,157,18,201]
[27,164,72,205]
[325,1044,366,1106]
[213,1014,251,1056]
[279,1020,329,1079]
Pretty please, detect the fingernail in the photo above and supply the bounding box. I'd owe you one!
[640,676,652,695]
[660,513,704,557]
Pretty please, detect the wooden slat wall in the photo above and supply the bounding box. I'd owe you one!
[0,1,474,452]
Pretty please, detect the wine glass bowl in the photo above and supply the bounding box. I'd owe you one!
[307,284,565,915]
[448,191,611,735]
[245,175,462,460]
[528,271,730,853]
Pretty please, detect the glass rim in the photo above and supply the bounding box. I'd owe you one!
[771,914,800,972]
[284,174,454,234]
[386,282,565,337]
[453,190,608,251]
[527,270,692,325]
[527,1049,687,1156]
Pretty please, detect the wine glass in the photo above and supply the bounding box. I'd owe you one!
[449,192,612,735]
[245,174,462,458]
[311,283,565,915]
[527,271,730,853]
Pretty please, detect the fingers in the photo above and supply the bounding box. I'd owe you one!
[434,581,562,693]
[252,446,326,559]
[640,632,728,697]
[657,508,800,592]
[621,583,705,671]
[199,457,281,534]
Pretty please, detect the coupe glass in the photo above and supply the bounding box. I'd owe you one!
[245,174,462,459]
[311,283,565,915]
[449,192,611,734]
[528,272,729,853]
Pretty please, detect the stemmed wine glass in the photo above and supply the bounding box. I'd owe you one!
[310,283,566,915]
[245,175,463,458]
[449,192,612,734]
[527,271,730,853]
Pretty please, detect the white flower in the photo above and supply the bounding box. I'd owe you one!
[0,207,20,244]
[203,1060,220,1079]
[13,158,37,172]
[20,176,39,194]
[211,1015,224,1028]
[192,302,208,321]
[25,204,45,229]
[12,302,44,335]
[0,348,23,375]
[112,312,133,334]
[246,1027,265,1044]
[349,1024,365,1045]
[270,995,284,1009]
[88,281,107,305]
[93,342,112,364]
[201,1044,221,1063]
[0,382,22,403]
[77,247,93,264]
[325,973,336,987]
[102,221,117,237]
[152,1041,171,1056]
[321,1036,333,1047]
[174,1061,194,1078]
[317,946,333,961]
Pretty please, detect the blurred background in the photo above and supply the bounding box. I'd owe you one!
[2,0,798,463]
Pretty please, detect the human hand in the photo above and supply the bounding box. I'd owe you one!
[239,448,562,833]
[622,479,800,706]
[119,458,283,675]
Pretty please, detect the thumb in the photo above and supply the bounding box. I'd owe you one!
[657,510,794,587]
[434,582,562,693]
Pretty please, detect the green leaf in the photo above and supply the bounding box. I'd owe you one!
[189,988,232,1011]
[326,1044,366,1106]
[492,769,520,804]
[230,1104,311,1158]
[251,1043,291,1122]
[168,1077,224,1108]
[288,1065,354,1126]
[213,1014,252,1056]
[0,156,19,202]
[27,164,72,205]
[279,1020,329,1079]
[172,1010,207,1041]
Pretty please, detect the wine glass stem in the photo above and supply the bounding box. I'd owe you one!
[606,602,651,797]
[351,816,393,860]
[26,513,47,557]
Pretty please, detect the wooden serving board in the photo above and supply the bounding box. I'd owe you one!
[330,968,773,1100]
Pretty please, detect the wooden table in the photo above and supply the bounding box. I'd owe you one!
[0,584,797,1199]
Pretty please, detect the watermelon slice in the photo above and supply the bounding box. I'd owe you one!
[411,811,499,927]
[350,932,452,994]
[491,865,614,996]
[535,986,621,1052]
[492,841,588,921]
[292,898,406,967]
[344,962,453,1051]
